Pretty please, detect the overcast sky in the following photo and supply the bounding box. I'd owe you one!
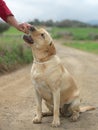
[5,0,98,23]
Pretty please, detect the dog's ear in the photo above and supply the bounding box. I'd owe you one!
[49,41,52,46]
[48,41,56,56]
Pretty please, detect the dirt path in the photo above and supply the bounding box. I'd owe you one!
[0,41,98,130]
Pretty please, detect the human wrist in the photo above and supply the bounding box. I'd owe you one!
[6,16,19,30]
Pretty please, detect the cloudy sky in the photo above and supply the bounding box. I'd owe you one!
[5,0,98,23]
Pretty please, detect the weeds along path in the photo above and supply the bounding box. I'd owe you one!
[0,40,98,130]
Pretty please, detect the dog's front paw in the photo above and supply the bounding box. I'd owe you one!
[51,119,60,127]
[33,116,42,124]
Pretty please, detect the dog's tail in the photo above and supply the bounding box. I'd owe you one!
[80,106,95,113]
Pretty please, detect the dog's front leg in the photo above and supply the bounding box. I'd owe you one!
[33,89,42,124]
[52,89,60,127]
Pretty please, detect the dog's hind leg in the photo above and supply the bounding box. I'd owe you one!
[68,98,80,122]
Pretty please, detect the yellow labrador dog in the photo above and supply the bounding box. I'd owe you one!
[23,26,95,127]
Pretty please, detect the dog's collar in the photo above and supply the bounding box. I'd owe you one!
[33,55,56,64]
[33,60,51,64]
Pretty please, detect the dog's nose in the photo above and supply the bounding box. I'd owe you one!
[29,26,36,32]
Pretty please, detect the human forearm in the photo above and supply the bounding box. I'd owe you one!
[7,15,31,33]
[0,0,20,30]
[0,0,31,33]
[7,16,19,29]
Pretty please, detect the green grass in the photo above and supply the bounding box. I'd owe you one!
[50,27,98,40]
[64,41,98,54]
[4,27,23,35]
[0,27,33,74]
[50,27,98,54]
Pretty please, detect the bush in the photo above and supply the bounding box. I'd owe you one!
[88,33,98,40]
[0,36,33,74]
[56,31,73,39]
[0,22,10,33]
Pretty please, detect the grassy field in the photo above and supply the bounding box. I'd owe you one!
[63,41,98,54]
[4,27,23,35]
[0,26,98,74]
[0,27,32,74]
[51,27,98,40]
[50,27,98,54]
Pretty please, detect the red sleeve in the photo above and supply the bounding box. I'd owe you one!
[0,0,14,22]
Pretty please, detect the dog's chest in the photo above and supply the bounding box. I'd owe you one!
[31,63,52,83]
[31,65,52,101]
[32,65,46,82]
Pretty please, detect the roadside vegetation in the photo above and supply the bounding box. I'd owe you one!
[0,27,32,74]
[63,41,98,54]
[0,20,98,74]
[50,27,98,40]
[51,27,98,54]
[50,27,98,54]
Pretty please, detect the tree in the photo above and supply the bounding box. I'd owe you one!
[44,19,54,27]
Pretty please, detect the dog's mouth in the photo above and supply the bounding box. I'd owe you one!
[23,35,34,44]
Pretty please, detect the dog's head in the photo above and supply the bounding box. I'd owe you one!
[23,26,56,62]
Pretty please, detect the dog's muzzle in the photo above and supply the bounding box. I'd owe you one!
[23,35,34,44]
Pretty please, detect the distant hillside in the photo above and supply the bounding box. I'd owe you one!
[54,20,91,27]
[88,20,98,25]
[29,19,92,27]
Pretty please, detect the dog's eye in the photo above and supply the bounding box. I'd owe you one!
[41,33,45,39]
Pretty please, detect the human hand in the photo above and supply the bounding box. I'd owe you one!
[7,16,32,33]
[17,23,31,34]
[7,16,32,34]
